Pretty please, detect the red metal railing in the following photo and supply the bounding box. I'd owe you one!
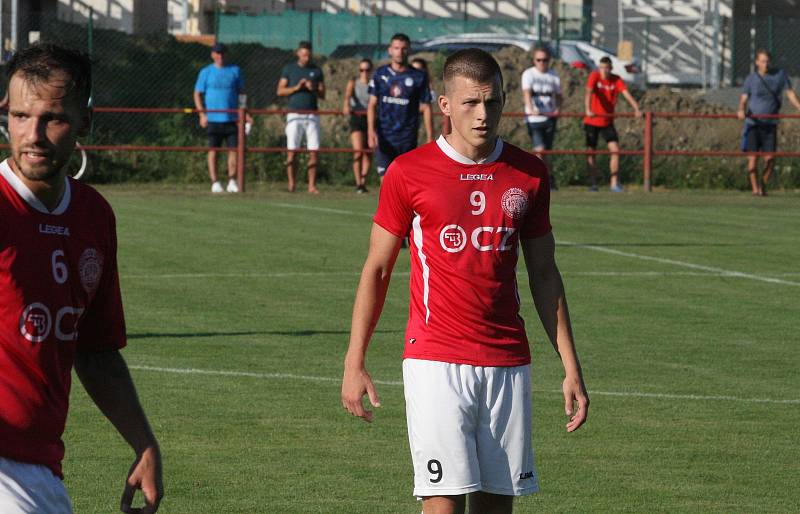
[6,107,797,193]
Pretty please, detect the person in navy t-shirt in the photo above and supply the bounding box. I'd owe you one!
[367,33,433,181]
[194,43,249,194]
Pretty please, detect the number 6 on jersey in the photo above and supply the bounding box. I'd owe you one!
[51,250,68,284]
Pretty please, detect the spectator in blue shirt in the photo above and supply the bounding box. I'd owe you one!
[737,49,800,196]
[367,33,433,181]
[194,43,248,193]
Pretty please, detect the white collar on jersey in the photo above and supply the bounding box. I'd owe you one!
[436,135,504,165]
[0,159,71,215]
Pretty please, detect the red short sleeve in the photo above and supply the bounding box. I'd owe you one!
[520,174,552,239]
[76,211,126,352]
[373,162,414,238]
[616,76,628,92]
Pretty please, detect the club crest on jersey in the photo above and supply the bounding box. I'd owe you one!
[439,224,467,253]
[404,77,414,87]
[79,248,103,295]
[501,188,529,220]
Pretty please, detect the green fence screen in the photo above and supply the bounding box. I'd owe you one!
[217,11,533,56]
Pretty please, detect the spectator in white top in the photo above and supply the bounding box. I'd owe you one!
[522,46,562,190]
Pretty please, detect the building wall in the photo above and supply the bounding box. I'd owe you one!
[56,0,167,34]
[592,0,734,86]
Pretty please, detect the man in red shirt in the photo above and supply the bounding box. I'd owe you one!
[583,56,641,192]
[341,48,589,514]
[0,44,162,513]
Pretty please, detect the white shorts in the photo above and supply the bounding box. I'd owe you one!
[285,113,321,151]
[402,359,539,498]
[0,457,72,514]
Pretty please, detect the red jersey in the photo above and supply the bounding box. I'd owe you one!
[583,71,627,127]
[374,137,551,367]
[0,160,126,478]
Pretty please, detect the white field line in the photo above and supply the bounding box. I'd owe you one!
[250,203,800,287]
[560,241,800,287]
[121,270,800,280]
[128,365,800,406]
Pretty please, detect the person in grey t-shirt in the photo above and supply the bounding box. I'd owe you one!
[737,49,800,196]
[343,58,373,193]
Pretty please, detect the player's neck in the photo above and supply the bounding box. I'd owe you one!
[391,62,407,72]
[8,159,66,212]
[444,134,497,163]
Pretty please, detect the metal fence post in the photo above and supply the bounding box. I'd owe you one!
[767,15,773,54]
[237,107,246,193]
[643,111,653,192]
[643,16,650,87]
[88,8,95,145]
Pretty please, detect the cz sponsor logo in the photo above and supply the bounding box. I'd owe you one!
[439,224,516,253]
[20,303,85,343]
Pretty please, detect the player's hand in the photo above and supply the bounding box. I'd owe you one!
[634,108,642,119]
[586,109,595,118]
[562,375,589,433]
[341,365,381,423]
[552,108,560,117]
[198,113,208,128]
[368,130,378,149]
[343,104,351,116]
[737,109,746,121]
[120,445,163,514]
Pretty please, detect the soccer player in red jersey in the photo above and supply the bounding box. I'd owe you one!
[583,56,641,192]
[0,44,162,513]
[342,48,589,514]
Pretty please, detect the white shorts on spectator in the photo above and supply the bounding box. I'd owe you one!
[402,359,539,498]
[286,113,321,151]
[0,457,72,514]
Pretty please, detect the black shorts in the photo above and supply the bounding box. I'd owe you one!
[207,122,238,148]
[349,114,368,133]
[743,123,777,153]
[583,123,619,148]
[375,139,416,176]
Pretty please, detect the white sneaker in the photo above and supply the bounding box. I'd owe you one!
[226,179,239,193]
[211,181,224,193]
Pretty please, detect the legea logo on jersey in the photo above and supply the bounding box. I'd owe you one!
[501,188,529,220]
[439,225,516,253]
[19,303,85,343]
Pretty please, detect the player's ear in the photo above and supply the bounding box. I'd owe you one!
[438,94,450,117]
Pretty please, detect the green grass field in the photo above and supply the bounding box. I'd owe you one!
[61,185,800,513]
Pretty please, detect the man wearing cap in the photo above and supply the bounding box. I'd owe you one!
[194,42,248,193]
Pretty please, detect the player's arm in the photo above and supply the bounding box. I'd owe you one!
[74,350,163,513]
[521,233,589,433]
[621,89,641,118]
[342,223,403,423]
[316,78,326,100]
[786,88,800,112]
[420,102,433,143]
[737,93,749,120]
[343,79,354,115]
[367,94,378,149]
[522,87,537,115]
[276,77,303,97]
[584,87,593,117]
[192,91,207,128]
